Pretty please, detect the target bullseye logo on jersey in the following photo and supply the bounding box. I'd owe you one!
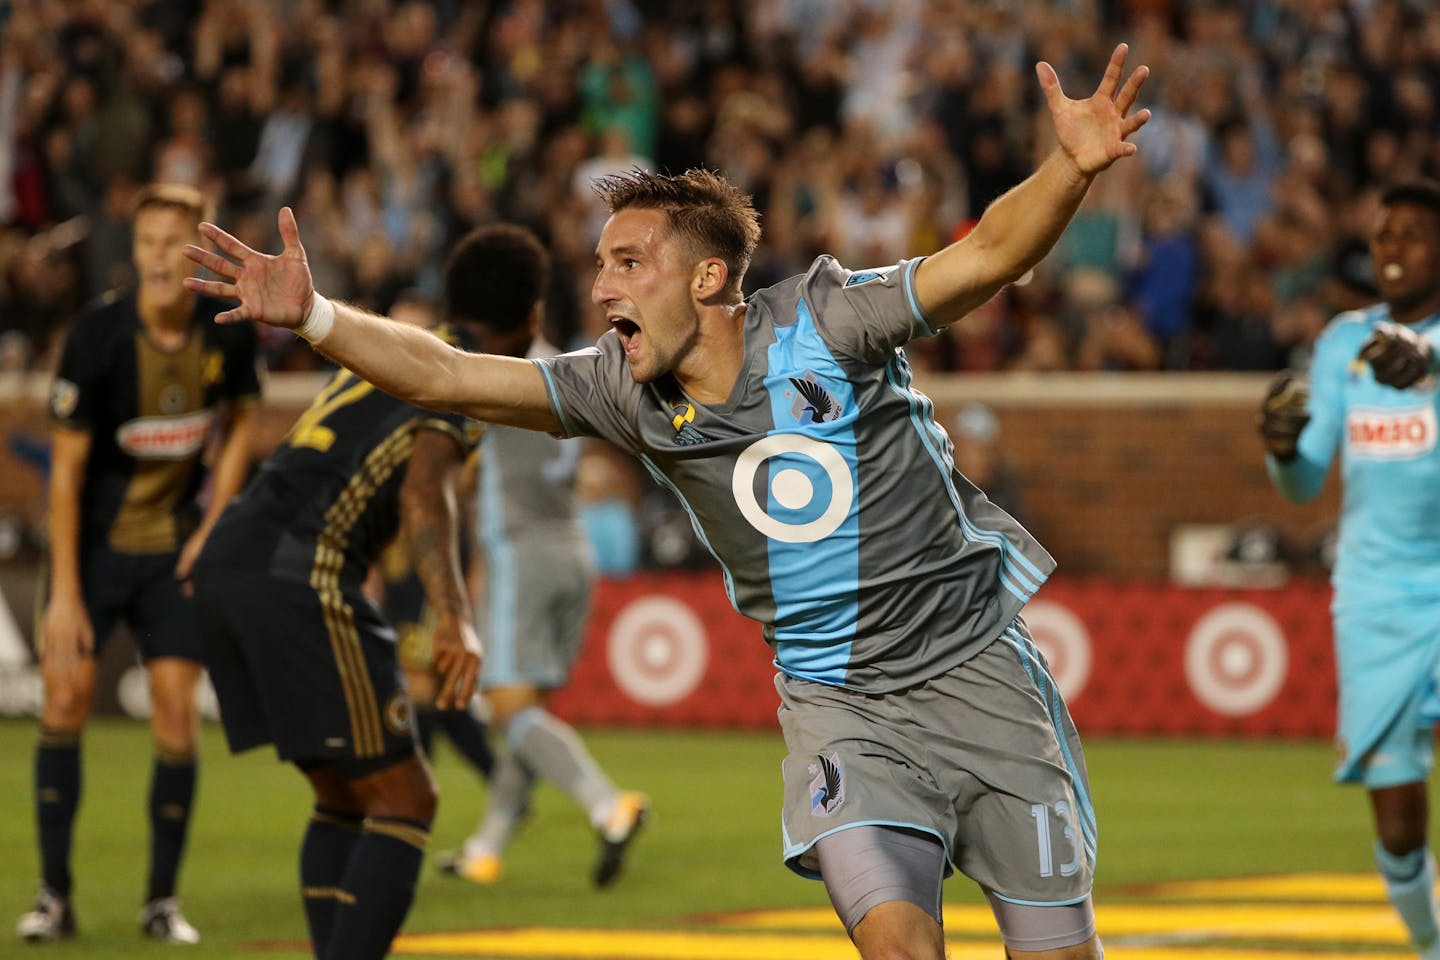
[732,434,854,543]
[1184,604,1287,717]
[606,596,708,707]
[1346,405,1436,459]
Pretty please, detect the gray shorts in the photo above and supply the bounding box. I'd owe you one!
[777,619,1096,907]
[477,542,593,690]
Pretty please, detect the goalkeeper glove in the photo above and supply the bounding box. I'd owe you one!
[1258,371,1310,463]
[1358,320,1435,389]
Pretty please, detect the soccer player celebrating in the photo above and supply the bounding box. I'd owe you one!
[1260,179,1440,960]
[20,184,260,944]
[430,225,648,890]
[183,46,1149,960]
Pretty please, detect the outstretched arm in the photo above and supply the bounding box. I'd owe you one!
[915,43,1150,327]
[182,210,559,432]
[399,427,481,710]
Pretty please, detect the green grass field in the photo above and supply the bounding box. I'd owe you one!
[0,718,1423,958]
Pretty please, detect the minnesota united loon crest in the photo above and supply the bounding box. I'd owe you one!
[809,753,844,816]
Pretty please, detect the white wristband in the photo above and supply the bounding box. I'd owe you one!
[296,293,335,344]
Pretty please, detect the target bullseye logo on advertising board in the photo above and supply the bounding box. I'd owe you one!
[556,575,1336,736]
[605,596,709,707]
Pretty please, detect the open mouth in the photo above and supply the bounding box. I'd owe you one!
[610,316,642,356]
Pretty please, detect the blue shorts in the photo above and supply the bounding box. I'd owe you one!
[1333,601,1440,788]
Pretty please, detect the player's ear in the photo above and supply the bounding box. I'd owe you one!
[693,257,729,301]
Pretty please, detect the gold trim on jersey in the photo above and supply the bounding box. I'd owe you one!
[109,333,207,553]
[310,424,416,758]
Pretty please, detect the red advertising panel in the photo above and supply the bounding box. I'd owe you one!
[550,574,1338,737]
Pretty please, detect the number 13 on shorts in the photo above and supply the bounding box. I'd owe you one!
[1031,798,1083,878]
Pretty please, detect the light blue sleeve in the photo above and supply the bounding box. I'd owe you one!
[1266,322,1349,503]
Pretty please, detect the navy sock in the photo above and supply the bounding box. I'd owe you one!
[34,729,81,898]
[146,751,197,902]
[322,816,429,960]
[438,708,494,780]
[414,707,437,759]
[300,806,363,957]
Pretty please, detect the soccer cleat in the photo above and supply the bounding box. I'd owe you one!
[593,791,649,888]
[139,897,199,944]
[16,886,75,942]
[435,849,503,884]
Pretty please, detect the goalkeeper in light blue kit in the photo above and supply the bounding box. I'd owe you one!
[1260,180,1440,960]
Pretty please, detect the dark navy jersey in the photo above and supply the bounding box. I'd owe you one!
[202,324,483,589]
[50,291,262,553]
[538,256,1055,693]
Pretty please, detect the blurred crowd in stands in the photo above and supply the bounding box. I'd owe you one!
[1,0,1438,378]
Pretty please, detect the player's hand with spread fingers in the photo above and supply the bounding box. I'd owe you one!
[1359,320,1436,390]
[1258,370,1311,463]
[431,615,482,710]
[182,207,316,330]
[1038,43,1152,179]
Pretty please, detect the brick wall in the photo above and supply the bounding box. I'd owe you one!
[0,372,1340,579]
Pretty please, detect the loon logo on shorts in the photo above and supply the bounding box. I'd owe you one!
[1346,405,1436,460]
[808,752,845,816]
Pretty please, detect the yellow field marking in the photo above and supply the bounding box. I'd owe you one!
[394,929,859,959]
[391,874,1417,959]
[393,927,1414,960]
[1146,872,1385,901]
[729,901,1408,941]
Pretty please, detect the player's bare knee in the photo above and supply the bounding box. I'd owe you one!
[41,676,94,729]
[149,700,199,751]
[1377,820,1428,857]
[1371,784,1430,854]
[851,923,944,960]
[353,755,438,823]
[303,763,363,815]
[1007,935,1103,960]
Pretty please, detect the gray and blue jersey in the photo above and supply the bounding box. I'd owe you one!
[537,255,1055,694]
[477,339,588,555]
[475,339,592,690]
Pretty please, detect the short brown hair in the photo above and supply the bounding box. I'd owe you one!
[592,168,761,298]
[132,183,211,225]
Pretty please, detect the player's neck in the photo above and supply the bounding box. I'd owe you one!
[137,291,195,346]
[674,303,746,404]
[1389,294,1440,327]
